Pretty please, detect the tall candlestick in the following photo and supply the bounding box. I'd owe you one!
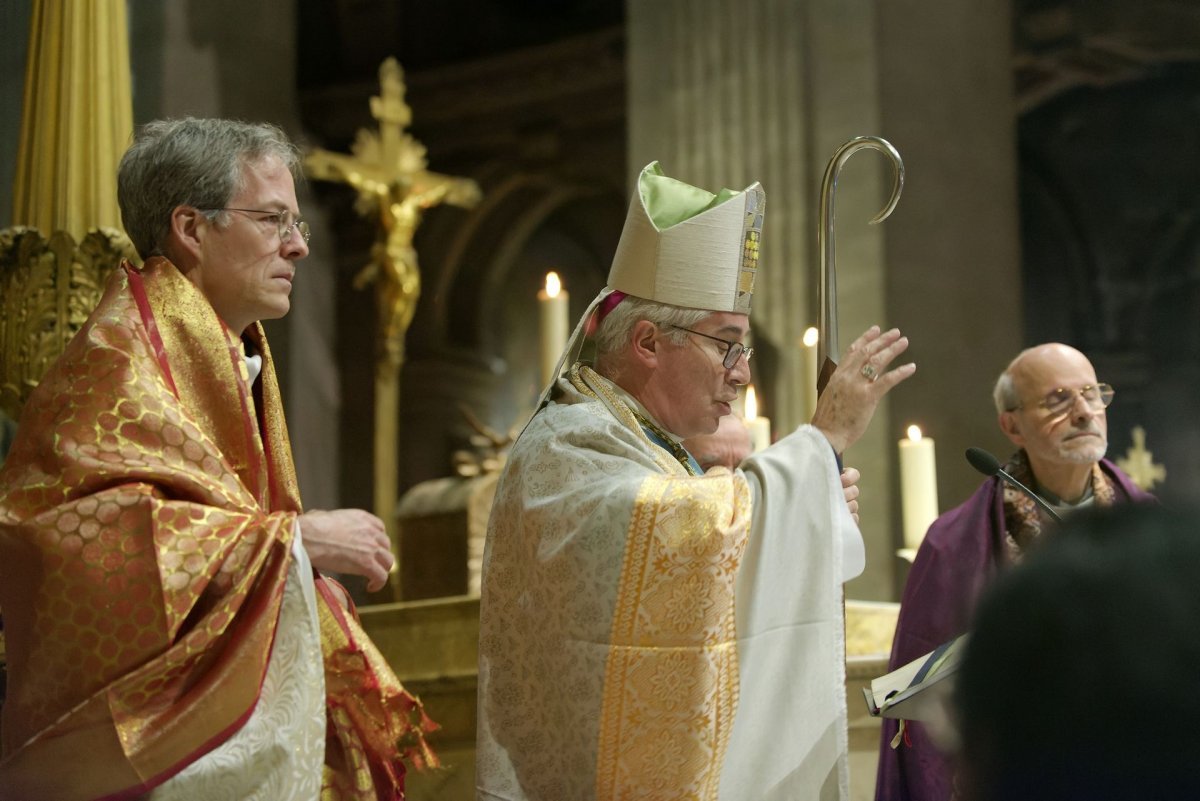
[899,425,939,554]
[745,385,772,452]
[538,271,569,388]
[801,326,818,421]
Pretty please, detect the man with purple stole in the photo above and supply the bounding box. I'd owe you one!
[875,343,1154,801]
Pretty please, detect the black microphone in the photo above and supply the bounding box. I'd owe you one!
[965,447,1063,523]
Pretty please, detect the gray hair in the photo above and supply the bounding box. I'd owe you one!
[118,117,302,259]
[994,347,1042,414]
[993,369,1019,414]
[593,295,711,356]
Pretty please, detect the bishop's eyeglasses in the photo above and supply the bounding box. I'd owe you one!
[202,207,311,244]
[1008,383,1115,415]
[670,325,754,369]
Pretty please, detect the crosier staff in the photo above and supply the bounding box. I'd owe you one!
[817,136,905,395]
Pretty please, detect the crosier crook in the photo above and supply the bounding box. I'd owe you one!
[816,136,905,394]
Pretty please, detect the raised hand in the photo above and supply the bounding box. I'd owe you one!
[811,325,915,454]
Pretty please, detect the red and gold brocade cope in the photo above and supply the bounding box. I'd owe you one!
[0,259,433,800]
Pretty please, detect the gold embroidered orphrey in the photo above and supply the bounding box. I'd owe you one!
[594,473,748,799]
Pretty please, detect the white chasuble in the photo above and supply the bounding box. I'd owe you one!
[477,365,862,801]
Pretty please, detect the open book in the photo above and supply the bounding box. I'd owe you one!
[863,635,966,722]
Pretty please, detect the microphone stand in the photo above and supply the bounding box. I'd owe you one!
[994,466,1063,523]
[965,447,1063,523]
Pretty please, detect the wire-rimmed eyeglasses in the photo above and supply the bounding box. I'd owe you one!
[201,207,311,244]
[1008,383,1115,415]
[670,325,754,369]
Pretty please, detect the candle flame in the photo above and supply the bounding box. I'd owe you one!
[803,327,818,347]
[907,424,923,442]
[745,385,759,420]
[545,271,562,298]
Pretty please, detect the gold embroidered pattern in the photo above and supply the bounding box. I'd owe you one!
[735,188,765,313]
[594,472,751,799]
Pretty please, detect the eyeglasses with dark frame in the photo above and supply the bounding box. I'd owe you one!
[1008,383,1115,415]
[670,325,754,369]
[201,207,311,244]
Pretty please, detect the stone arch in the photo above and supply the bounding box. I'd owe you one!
[397,167,624,490]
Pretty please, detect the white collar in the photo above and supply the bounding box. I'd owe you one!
[240,337,263,385]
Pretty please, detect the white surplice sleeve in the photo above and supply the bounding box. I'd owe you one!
[739,424,866,582]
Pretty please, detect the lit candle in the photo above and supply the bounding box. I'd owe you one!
[898,425,939,552]
[801,326,818,422]
[745,385,772,452]
[538,271,569,387]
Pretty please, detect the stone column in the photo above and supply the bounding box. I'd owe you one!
[878,0,1024,535]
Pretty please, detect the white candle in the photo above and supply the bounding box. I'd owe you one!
[801,326,818,422]
[538,271,569,387]
[745,385,771,452]
[899,424,939,552]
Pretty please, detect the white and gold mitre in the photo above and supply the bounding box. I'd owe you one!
[607,161,765,314]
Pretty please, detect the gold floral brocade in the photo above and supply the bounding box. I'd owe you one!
[595,472,751,800]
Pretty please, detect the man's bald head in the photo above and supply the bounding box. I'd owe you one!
[994,344,1109,492]
[994,344,1095,415]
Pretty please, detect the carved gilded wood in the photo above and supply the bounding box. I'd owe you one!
[0,227,135,420]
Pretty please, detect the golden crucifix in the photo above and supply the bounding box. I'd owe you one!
[306,57,481,584]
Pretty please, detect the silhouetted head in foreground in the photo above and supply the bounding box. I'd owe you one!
[956,503,1200,801]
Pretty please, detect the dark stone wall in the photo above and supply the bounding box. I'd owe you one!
[1019,62,1200,502]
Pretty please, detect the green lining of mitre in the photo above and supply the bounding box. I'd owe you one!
[639,162,739,230]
